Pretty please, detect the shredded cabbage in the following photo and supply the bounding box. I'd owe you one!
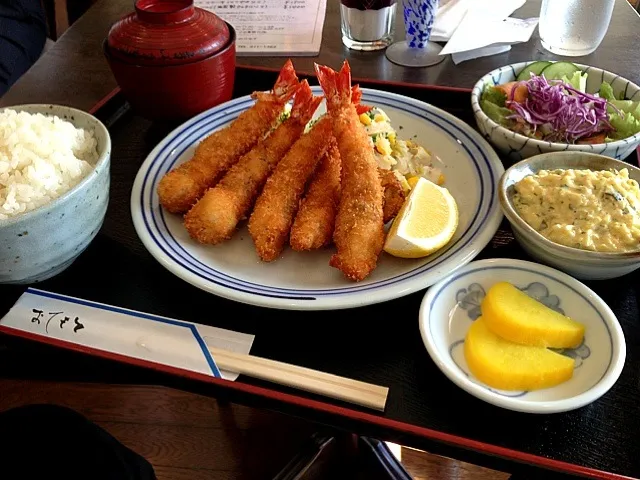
[507,75,613,143]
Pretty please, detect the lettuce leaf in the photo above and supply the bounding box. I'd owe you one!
[609,111,640,140]
[561,71,587,92]
[599,81,640,138]
[599,81,615,101]
[609,99,640,122]
[600,81,634,102]
[481,99,512,126]
[599,81,640,121]
[480,85,511,125]
[481,85,507,108]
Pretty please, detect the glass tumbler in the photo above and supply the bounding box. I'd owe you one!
[340,0,397,51]
[385,0,444,68]
[539,0,615,56]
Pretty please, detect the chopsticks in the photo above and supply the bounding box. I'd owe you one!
[209,347,389,411]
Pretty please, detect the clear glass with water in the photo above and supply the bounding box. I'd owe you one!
[538,0,615,56]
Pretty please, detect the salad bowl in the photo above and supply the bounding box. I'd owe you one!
[471,62,640,162]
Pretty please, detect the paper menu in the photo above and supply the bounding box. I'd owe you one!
[0,288,255,381]
[195,0,327,56]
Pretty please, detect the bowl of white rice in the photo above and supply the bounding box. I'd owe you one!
[0,104,111,284]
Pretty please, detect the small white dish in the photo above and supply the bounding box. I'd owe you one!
[419,258,626,414]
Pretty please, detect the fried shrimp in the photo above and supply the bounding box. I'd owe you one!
[248,116,333,261]
[157,60,299,213]
[315,61,385,281]
[290,91,394,252]
[184,80,322,245]
[289,162,406,251]
[289,140,341,251]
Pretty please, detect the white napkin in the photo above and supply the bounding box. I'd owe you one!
[432,0,527,41]
[448,43,513,64]
[431,0,474,42]
[432,0,538,64]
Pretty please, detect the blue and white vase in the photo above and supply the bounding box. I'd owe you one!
[403,0,438,49]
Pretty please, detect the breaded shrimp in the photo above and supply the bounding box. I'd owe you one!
[157,60,299,213]
[315,61,385,281]
[380,169,406,223]
[248,116,333,261]
[184,80,322,245]
[289,162,406,251]
[289,140,341,251]
[289,88,375,252]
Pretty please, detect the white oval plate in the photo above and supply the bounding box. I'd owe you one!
[419,258,626,413]
[131,87,504,310]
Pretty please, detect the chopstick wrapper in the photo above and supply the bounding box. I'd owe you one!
[0,288,254,381]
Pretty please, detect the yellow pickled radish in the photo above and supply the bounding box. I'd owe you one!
[481,282,585,348]
[464,317,575,391]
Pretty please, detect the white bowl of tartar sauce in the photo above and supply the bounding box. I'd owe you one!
[499,152,640,280]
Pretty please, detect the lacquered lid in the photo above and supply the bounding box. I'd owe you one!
[106,0,230,66]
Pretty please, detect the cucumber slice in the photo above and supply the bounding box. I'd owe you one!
[516,61,552,81]
[539,61,581,80]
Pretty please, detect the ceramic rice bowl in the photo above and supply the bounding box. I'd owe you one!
[0,105,111,284]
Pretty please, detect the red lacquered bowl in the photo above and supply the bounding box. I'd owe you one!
[104,0,235,121]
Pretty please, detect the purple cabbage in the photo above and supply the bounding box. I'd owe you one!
[506,75,613,143]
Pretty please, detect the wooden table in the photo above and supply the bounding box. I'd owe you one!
[241,0,640,90]
[3,0,639,113]
[2,2,640,480]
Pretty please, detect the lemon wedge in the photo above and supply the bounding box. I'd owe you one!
[383,177,458,258]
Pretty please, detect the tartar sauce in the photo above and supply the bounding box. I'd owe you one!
[513,168,640,252]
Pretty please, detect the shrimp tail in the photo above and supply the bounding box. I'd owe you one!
[291,79,323,125]
[353,85,373,114]
[253,59,299,103]
[314,61,352,111]
[351,84,362,105]
[273,59,300,101]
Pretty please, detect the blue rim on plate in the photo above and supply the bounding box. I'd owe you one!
[419,258,626,413]
[130,87,505,310]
